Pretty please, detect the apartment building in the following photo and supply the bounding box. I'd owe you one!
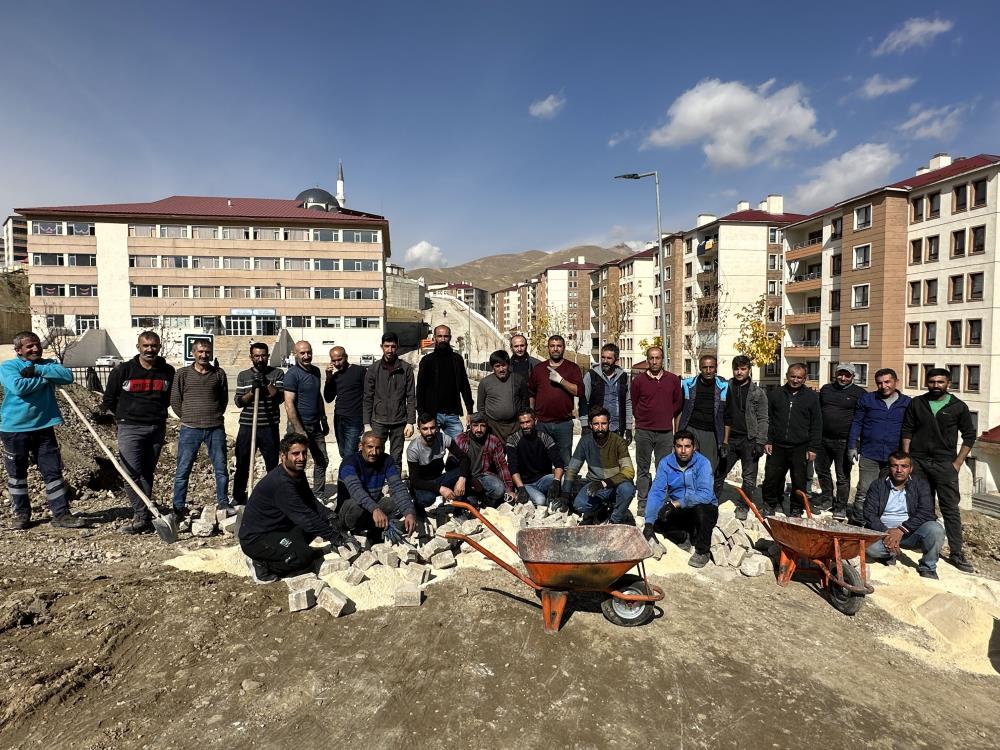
[18,185,390,359]
[3,215,28,267]
[677,196,802,385]
[616,247,661,370]
[492,284,520,336]
[516,278,539,337]
[386,262,425,311]
[589,258,622,362]
[537,256,597,356]
[428,281,490,318]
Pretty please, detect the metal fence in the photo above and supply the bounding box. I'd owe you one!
[67,365,116,391]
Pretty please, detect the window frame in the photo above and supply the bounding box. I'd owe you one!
[854,204,872,230]
[852,243,872,270]
[851,323,869,348]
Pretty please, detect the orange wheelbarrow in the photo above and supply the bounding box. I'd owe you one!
[737,489,887,615]
[444,501,665,633]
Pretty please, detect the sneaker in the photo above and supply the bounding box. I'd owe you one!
[121,517,153,535]
[946,551,975,574]
[12,513,30,530]
[216,505,237,519]
[171,506,187,520]
[831,511,848,523]
[245,556,278,584]
[918,567,939,580]
[688,552,710,568]
[882,556,897,566]
[51,513,86,528]
[677,539,693,553]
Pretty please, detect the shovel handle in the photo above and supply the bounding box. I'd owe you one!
[248,387,260,488]
[59,389,164,520]
[736,488,771,536]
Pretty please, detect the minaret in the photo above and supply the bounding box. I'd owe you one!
[336,160,345,207]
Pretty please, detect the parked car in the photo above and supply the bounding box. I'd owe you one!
[95,355,123,367]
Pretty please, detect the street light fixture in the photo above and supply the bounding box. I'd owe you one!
[615,171,667,348]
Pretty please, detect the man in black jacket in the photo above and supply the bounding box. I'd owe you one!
[324,346,366,458]
[100,331,175,535]
[232,342,283,506]
[761,363,822,517]
[901,368,977,573]
[864,451,945,579]
[815,363,866,516]
[718,355,768,518]
[363,332,416,469]
[417,325,474,439]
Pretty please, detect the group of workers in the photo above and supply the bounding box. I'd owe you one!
[0,324,978,582]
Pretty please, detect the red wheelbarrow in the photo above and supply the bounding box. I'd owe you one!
[737,489,887,615]
[444,501,664,633]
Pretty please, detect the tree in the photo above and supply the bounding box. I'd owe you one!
[734,294,783,367]
[598,285,633,346]
[637,335,662,352]
[527,305,567,356]
[682,284,729,369]
[36,300,77,363]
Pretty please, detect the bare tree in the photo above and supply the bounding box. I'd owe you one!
[37,300,77,363]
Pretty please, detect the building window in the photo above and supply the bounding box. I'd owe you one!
[854,204,872,230]
[285,316,312,327]
[75,315,99,334]
[282,228,308,241]
[343,259,379,272]
[972,178,987,208]
[313,229,339,242]
[34,283,64,296]
[967,319,982,346]
[767,280,780,295]
[159,225,188,239]
[924,322,936,346]
[315,287,341,299]
[684,358,692,374]
[947,320,962,347]
[343,230,379,243]
[191,256,219,269]
[344,287,380,300]
[969,272,984,302]
[830,290,841,312]
[283,258,311,271]
[910,239,922,265]
[192,286,219,298]
[684,287,692,302]
[48,315,67,329]
[663,289,670,304]
[852,363,868,386]
[224,286,251,299]
[952,229,966,257]
[255,286,281,299]
[684,262,692,278]
[685,239,693,254]
[684,310,692,325]
[948,275,964,303]
[193,315,222,331]
[67,284,97,297]
[831,254,842,276]
[906,364,919,389]
[925,235,939,262]
[911,197,924,222]
[68,253,97,266]
[222,226,250,240]
[947,364,961,389]
[908,282,921,306]
[32,220,63,235]
[254,257,280,271]
[253,227,281,241]
[851,324,869,347]
[161,255,189,269]
[192,226,218,239]
[923,363,936,381]
[966,365,981,392]
[928,192,940,219]
[907,323,920,347]
[32,252,64,266]
[852,285,869,308]
[853,244,871,269]
[829,326,840,346]
[970,225,986,254]
[768,254,781,270]
[131,316,160,328]
[924,279,937,305]
[66,222,95,236]
[223,256,250,269]
[129,256,157,269]
[130,284,159,298]
[129,224,155,237]
[954,185,967,212]
[831,217,843,239]
[343,316,380,328]
[768,227,781,244]
[285,286,311,299]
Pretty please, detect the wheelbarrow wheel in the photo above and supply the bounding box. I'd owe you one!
[828,561,865,616]
[601,574,656,627]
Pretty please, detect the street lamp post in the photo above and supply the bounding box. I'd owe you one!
[615,171,667,349]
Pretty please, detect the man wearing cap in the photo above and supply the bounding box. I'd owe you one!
[477,350,529,442]
[901,368,977,573]
[815,363,865,518]
[453,412,516,507]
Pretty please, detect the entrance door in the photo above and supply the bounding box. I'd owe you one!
[226,315,252,336]
[255,316,280,337]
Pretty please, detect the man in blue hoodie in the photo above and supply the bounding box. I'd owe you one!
[643,430,717,568]
[0,331,84,530]
[678,355,728,480]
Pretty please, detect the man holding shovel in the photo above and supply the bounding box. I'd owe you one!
[232,342,283,506]
[99,331,175,534]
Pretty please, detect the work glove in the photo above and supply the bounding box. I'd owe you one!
[586,480,608,497]
[553,493,572,514]
[642,523,657,541]
[847,449,859,464]
[19,364,37,378]
[623,429,633,446]
[546,481,562,503]
[253,373,268,390]
[515,487,529,505]
[752,443,765,460]
[718,443,729,460]
[547,366,564,385]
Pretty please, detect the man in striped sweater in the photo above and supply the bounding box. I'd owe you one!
[170,338,230,517]
[563,406,636,525]
[232,342,284,506]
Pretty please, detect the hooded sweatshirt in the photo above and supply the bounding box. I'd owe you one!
[644,451,716,524]
[0,357,74,432]
[102,355,175,425]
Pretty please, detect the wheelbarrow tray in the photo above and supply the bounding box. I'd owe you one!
[768,516,885,560]
[517,524,652,590]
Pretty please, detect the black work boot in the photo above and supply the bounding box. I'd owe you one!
[121,516,153,535]
[51,513,86,528]
[947,550,975,574]
[12,512,30,530]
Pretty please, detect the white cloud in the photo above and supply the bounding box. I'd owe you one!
[897,103,966,140]
[529,92,566,119]
[404,240,448,268]
[859,74,918,99]
[874,17,953,56]
[607,130,634,147]
[792,143,902,212]
[642,78,834,169]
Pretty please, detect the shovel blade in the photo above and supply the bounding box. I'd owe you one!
[152,514,178,544]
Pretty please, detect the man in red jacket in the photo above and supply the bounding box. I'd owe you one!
[528,335,584,468]
[630,346,682,519]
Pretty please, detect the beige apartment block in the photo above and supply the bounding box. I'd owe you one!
[3,215,28,267]
[615,247,660,370]
[492,284,520,337]
[19,187,390,361]
[535,257,596,356]
[589,258,622,362]
[428,281,490,318]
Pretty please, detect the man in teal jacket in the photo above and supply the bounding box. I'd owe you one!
[643,430,717,568]
[0,331,84,529]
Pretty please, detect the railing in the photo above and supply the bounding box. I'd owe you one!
[791,237,822,249]
[788,272,821,283]
[67,365,117,390]
[787,340,819,348]
[789,305,821,314]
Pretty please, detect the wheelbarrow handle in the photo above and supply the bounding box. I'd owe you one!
[445,531,541,591]
[736,488,771,535]
[797,490,814,519]
[447,500,519,556]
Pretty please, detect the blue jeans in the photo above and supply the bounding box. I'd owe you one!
[334,415,364,459]
[538,419,574,468]
[475,472,506,503]
[1,427,69,517]
[866,520,946,572]
[573,480,636,523]
[437,413,464,439]
[413,466,464,509]
[172,425,229,510]
[523,474,557,506]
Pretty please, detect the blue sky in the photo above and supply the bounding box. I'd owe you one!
[2,1,997,267]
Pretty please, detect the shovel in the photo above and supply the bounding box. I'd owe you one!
[248,386,260,489]
[59,389,178,544]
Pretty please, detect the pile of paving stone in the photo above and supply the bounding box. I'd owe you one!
[709,512,779,577]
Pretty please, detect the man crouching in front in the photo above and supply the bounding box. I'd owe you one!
[239,433,344,584]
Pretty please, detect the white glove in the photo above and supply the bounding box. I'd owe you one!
[548,366,564,385]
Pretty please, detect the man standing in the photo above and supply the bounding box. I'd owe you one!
[564,407,636,525]
[170,338,231,517]
[847,368,911,523]
[901,369,977,573]
[678,355,728,479]
[363,332,415,469]
[761,364,822,517]
[643,431,717,568]
[232,342,283,506]
[508,334,540,378]
[864,451,945,579]
[477,350,529,442]
[239,433,345,583]
[417,325,473,439]
[506,408,564,507]
[0,331,83,529]
[101,331,175,533]
[580,343,632,443]
[324,346,366,458]
[454,413,516,507]
[717,355,768,519]
[282,340,329,498]
[528,335,584,468]
[631,346,683,519]
[337,432,417,541]
[406,413,470,510]
[815,364,866,517]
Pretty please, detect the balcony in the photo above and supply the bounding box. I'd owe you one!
[784,305,821,325]
[786,272,821,292]
[785,339,820,358]
[785,237,823,262]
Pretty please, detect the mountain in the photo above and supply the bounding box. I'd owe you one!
[405,244,634,293]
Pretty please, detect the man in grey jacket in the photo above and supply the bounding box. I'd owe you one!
[580,343,633,443]
[478,350,529,442]
[362,332,416,469]
[717,355,768,518]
